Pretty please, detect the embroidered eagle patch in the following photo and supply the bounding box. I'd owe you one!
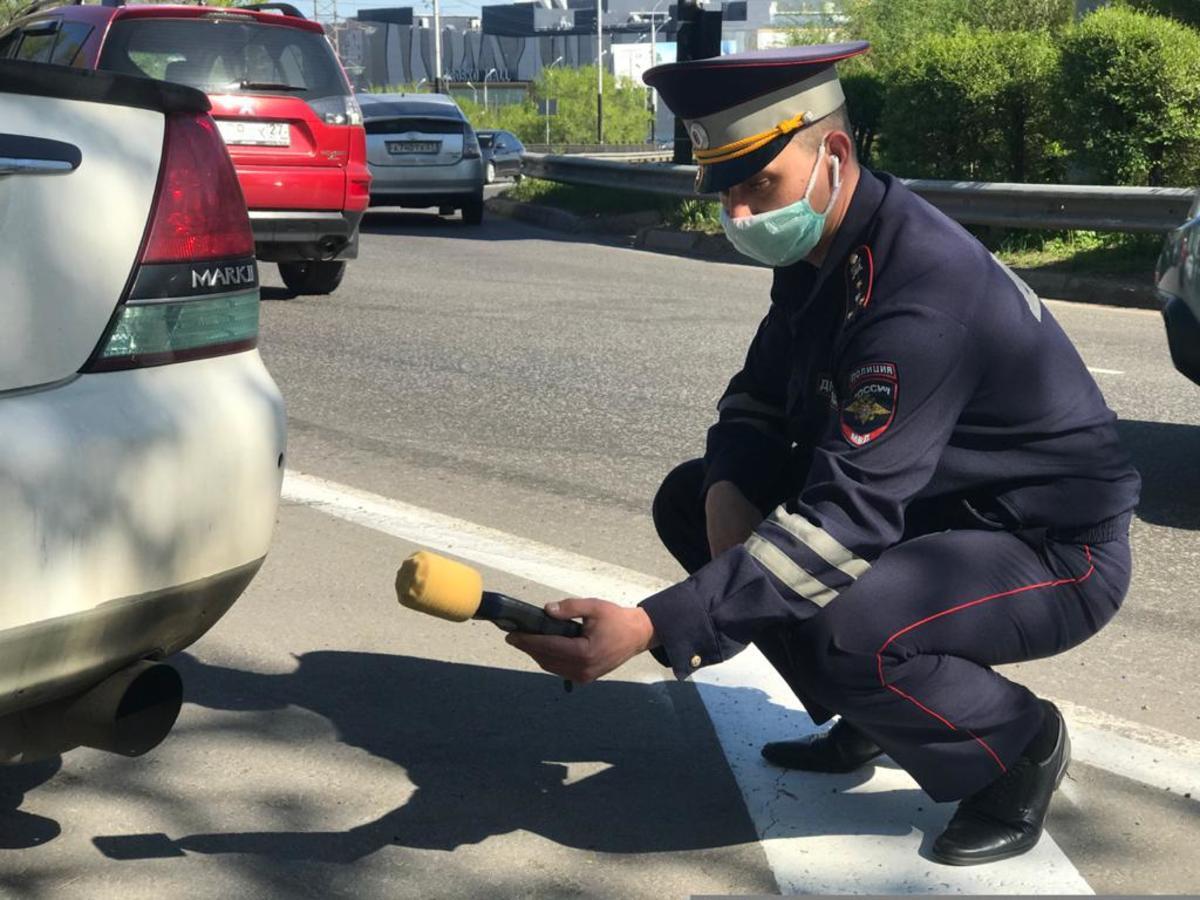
[841,361,898,447]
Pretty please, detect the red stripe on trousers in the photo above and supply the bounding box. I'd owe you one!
[874,545,1095,774]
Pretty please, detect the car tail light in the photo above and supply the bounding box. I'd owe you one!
[83,113,260,373]
[309,94,363,126]
[463,129,482,160]
[142,115,254,263]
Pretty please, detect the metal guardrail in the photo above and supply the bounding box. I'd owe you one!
[521,153,1198,233]
[576,151,675,162]
[525,143,670,155]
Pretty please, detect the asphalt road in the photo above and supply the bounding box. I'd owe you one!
[1,206,1197,897]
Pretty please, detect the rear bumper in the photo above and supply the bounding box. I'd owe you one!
[0,350,286,712]
[250,210,363,262]
[1161,290,1200,386]
[368,192,483,209]
[0,559,261,725]
[368,161,484,208]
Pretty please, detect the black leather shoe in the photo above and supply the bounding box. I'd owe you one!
[931,702,1070,866]
[761,719,883,773]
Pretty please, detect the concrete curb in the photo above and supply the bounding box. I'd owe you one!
[485,198,1160,310]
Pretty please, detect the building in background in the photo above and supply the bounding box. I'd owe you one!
[333,0,843,141]
[338,0,843,87]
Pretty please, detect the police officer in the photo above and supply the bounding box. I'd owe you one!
[507,42,1140,865]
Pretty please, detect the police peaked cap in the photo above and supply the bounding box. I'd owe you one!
[643,42,869,193]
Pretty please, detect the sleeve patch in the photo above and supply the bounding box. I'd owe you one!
[841,361,898,447]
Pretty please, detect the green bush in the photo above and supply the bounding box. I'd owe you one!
[967,0,1074,32]
[458,65,652,146]
[878,28,1062,182]
[842,0,1069,63]
[834,0,1071,171]
[1057,6,1200,185]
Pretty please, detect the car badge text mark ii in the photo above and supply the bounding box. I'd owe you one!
[192,263,257,290]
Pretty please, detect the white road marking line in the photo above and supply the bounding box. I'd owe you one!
[1086,367,1125,376]
[1054,699,1200,800]
[281,469,1190,892]
[1045,300,1159,318]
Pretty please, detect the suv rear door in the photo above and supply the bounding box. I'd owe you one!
[98,10,355,211]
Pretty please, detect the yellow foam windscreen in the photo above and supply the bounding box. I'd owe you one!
[395,551,484,622]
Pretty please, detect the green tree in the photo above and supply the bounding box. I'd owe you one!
[843,0,1072,64]
[2,0,25,27]
[879,27,1062,182]
[1057,5,1200,185]
[843,0,970,64]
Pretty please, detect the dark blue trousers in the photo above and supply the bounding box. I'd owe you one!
[652,459,1132,801]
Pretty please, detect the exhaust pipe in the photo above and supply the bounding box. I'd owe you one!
[0,660,183,764]
[61,660,183,757]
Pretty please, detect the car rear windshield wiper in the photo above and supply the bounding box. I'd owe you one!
[233,81,307,92]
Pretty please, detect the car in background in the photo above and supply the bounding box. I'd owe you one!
[0,0,371,296]
[0,59,286,763]
[358,92,485,225]
[476,129,524,184]
[1155,192,1200,386]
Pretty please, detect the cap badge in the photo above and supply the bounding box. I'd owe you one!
[687,121,710,150]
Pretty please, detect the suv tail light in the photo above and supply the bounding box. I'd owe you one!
[84,113,260,373]
[309,94,363,126]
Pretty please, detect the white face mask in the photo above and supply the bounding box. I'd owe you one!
[720,140,842,268]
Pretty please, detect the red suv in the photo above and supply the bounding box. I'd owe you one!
[1,0,371,296]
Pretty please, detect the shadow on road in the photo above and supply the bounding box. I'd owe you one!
[0,757,61,850]
[360,208,616,246]
[1118,419,1200,531]
[88,651,924,867]
[260,286,298,302]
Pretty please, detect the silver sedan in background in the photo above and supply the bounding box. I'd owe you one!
[359,92,485,225]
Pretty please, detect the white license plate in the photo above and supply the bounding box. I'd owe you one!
[387,140,441,154]
[217,120,291,147]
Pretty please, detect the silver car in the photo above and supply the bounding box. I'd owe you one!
[0,60,285,763]
[359,92,485,224]
[1156,191,1200,386]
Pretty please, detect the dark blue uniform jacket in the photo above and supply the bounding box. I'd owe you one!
[641,168,1141,679]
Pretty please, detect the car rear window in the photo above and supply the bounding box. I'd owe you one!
[99,17,345,101]
[477,133,494,149]
[364,116,465,136]
[14,29,57,62]
[51,23,93,66]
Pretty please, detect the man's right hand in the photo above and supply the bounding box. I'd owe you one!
[705,480,765,558]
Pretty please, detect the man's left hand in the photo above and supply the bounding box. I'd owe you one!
[506,598,657,685]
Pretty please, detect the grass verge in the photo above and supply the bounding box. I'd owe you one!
[504,179,1161,275]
